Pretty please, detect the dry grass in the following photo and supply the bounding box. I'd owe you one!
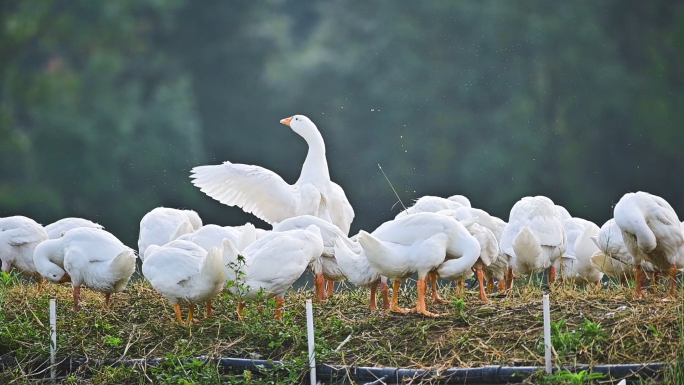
[0,274,682,383]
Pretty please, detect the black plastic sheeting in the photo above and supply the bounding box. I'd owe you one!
[0,356,667,384]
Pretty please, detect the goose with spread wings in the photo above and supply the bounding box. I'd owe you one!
[191,115,355,235]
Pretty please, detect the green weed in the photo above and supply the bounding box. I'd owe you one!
[535,369,606,385]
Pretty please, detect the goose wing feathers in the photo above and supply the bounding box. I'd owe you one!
[191,162,302,224]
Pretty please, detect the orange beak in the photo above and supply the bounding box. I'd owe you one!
[59,273,72,283]
[280,116,293,126]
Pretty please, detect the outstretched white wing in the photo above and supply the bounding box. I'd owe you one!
[191,161,301,224]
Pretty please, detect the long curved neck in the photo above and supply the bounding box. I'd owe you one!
[297,129,330,185]
[34,239,64,272]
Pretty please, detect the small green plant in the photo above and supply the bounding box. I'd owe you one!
[646,324,660,337]
[536,370,606,385]
[150,355,222,385]
[452,298,466,313]
[538,318,606,362]
[103,335,122,348]
[0,271,21,289]
[225,254,252,299]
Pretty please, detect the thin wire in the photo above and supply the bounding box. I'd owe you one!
[378,164,408,213]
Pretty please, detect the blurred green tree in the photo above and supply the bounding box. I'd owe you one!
[0,0,201,245]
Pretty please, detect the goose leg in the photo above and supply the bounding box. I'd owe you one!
[505,267,514,290]
[620,275,628,287]
[485,271,494,294]
[275,297,284,320]
[326,280,335,298]
[72,286,81,312]
[413,278,438,317]
[368,285,378,310]
[186,304,195,325]
[205,301,214,318]
[37,276,45,294]
[651,272,661,294]
[314,274,326,302]
[174,304,184,325]
[476,268,489,302]
[237,300,245,320]
[430,272,447,304]
[633,265,646,299]
[498,280,506,293]
[381,280,390,310]
[548,266,556,286]
[664,264,678,301]
[456,280,465,295]
[390,280,410,314]
[104,293,111,310]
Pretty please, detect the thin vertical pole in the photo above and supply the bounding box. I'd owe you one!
[50,299,57,383]
[305,299,316,385]
[543,294,552,374]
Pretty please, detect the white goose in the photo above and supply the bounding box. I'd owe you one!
[613,192,684,299]
[500,196,567,289]
[554,218,603,286]
[191,115,355,235]
[138,207,202,260]
[0,216,49,287]
[437,209,499,301]
[45,218,103,239]
[273,215,348,301]
[453,209,509,293]
[334,241,390,310]
[359,213,480,317]
[176,223,257,252]
[34,228,136,311]
[142,240,225,325]
[591,219,635,284]
[223,225,324,320]
[486,216,509,293]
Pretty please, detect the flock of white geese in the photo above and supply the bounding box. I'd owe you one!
[1,115,683,324]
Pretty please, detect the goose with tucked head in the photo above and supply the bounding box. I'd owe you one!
[613,192,684,300]
[34,228,136,311]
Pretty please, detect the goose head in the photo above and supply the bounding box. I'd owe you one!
[280,115,319,139]
[33,240,71,283]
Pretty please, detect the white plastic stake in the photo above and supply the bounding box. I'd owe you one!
[50,299,57,383]
[305,299,317,385]
[543,294,552,374]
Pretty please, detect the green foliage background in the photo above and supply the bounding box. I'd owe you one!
[1,0,683,247]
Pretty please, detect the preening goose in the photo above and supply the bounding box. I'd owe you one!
[555,218,603,286]
[191,115,355,235]
[334,240,390,310]
[273,215,349,301]
[591,219,660,286]
[613,192,684,299]
[223,225,324,320]
[142,240,225,325]
[45,218,103,239]
[34,228,136,311]
[360,213,480,317]
[0,216,48,286]
[436,209,500,301]
[500,196,567,289]
[138,207,201,260]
